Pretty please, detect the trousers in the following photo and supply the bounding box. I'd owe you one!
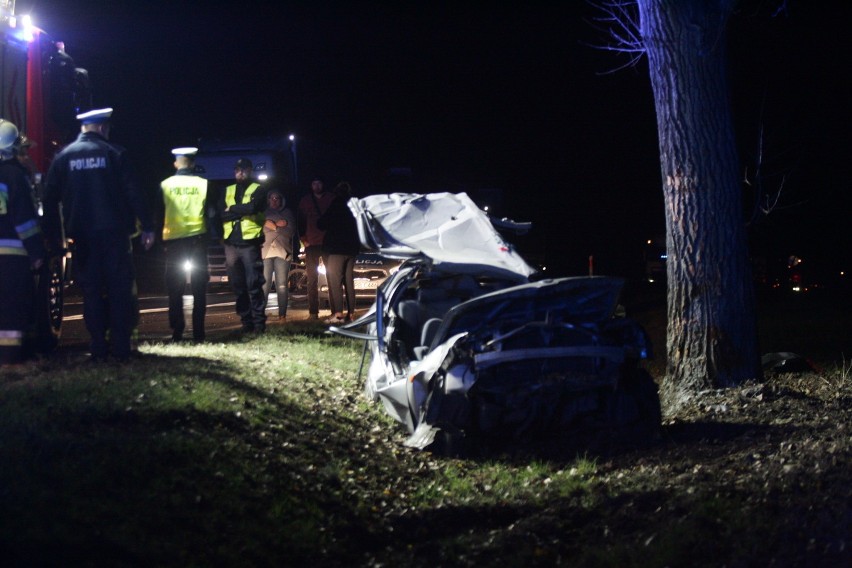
[164,235,209,339]
[0,255,34,365]
[224,242,266,330]
[75,233,136,359]
[304,244,328,315]
[263,256,291,317]
[325,253,356,315]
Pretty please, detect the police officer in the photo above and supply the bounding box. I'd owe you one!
[0,119,45,366]
[160,147,209,342]
[219,158,267,333]
[43,108,155,362]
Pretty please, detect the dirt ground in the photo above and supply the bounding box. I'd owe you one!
[543,286,852,566]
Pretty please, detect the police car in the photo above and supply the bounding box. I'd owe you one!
[199,246,401,305]
[317,252,401,305]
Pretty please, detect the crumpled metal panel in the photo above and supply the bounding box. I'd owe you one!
[348,192,535,279]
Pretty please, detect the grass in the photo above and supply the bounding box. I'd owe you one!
[1,291,849,567]
[0,326,604,566]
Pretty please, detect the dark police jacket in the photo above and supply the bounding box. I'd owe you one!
[42,131,153,244]
[0,158,46,262]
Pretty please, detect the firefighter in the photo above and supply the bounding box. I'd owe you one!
[160,147,209,342]
[0,119,46,366]
[219,158,267,333]
[43,108,155,362]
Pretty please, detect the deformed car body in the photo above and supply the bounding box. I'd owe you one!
[330,192,661,452]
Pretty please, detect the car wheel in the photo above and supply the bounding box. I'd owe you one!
[611,368,662,442]
[33,255,64,353]
[287,268,307,295]
[429,427,468,458]
[423,373,471,457]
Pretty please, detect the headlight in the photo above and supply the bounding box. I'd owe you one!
[183,260,193,272]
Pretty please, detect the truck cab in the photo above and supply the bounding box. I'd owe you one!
[193,136,298,284]
[2,7,92,352]
[194,136,298,209]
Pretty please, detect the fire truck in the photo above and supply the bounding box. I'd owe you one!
[1,1,92,351]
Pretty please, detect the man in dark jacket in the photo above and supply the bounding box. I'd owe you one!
[0,119,46,366]
[219,158,267,333]
[296,177,334,319]
[43,107,155,362]
[317,182,360,323]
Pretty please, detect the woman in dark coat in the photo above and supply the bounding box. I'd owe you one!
[317,182,360,323]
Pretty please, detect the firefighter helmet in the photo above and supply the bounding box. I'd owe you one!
[0,119,19,151]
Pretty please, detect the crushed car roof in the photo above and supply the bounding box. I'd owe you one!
[348,192,536,280]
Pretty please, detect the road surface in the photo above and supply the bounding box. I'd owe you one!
[58,288,322,348]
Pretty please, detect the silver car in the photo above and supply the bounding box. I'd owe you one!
[330,193,661,454]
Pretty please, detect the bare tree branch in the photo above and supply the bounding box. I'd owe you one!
[744,92,800,226]
[584,1,645,74]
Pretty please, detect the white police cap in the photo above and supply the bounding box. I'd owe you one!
[171,147,198,157]
[76,107,113,124]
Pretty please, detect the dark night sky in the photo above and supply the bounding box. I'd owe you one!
[17,0,851,280]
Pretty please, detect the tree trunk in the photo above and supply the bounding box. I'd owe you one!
[637,0,761,404]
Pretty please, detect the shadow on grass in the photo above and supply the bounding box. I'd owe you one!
[382,462,849,568]
[0,347,390,566]
[378,418,849,567]
[447,418,781,470]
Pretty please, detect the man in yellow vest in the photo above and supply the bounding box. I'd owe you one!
[160,147,209,342]
[220,158,268,333]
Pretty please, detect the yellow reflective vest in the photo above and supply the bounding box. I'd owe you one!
[160,174,208,241]
[223,182,264,240]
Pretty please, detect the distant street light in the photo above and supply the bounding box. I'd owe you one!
[289,134,298,184]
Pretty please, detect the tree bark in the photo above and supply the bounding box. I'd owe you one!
[637,0,761,404]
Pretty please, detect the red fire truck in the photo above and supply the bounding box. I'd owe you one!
[1,2,91,351]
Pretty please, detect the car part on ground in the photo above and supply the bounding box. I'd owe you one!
[330,192,661,454]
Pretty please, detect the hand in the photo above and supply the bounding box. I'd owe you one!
[264,220,277,230]
[140,231,156,251]
[276,219,288,228]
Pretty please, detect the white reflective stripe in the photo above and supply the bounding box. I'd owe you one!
[0,329,24,346]
[0,247,27,256]
[0,237,26,255]
[474,346,625,369]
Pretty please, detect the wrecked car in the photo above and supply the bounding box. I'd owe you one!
[330,192,661,453]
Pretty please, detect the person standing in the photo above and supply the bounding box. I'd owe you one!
[317,182,360,324]
[220,158,267,333]
[160,146,209,342]
[43,108,155,362]
[262,189,295,322]
[297,177,334,319]
[0,119,46,366]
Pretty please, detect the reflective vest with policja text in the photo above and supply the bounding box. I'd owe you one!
[160,174,208,240]
[222,182,264,240]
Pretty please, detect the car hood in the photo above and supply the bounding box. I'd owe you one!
[348,192,535,280]
[430,276,625,348]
